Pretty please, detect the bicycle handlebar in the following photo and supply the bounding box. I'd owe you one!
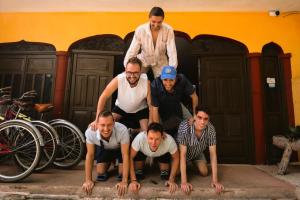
[19,90,37,100]
[0,86,12,97]
[0,86,12,92]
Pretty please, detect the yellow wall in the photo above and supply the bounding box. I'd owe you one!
[0,12,300,122]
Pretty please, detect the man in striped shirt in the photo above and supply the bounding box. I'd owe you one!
[177,106,224,194]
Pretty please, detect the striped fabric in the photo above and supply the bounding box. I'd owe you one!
[177,120,216,161]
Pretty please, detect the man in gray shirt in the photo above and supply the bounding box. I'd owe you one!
[129,122,179,194]
[82,111,130,196]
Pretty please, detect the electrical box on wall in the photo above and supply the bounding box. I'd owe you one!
[266,77,276,88]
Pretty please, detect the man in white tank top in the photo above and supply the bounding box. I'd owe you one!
[90,57,152,134]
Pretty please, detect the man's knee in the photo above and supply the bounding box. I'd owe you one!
[139,119,148,131]
[196,161,208,176]
[112,113,122,121]
[96,163,109,174]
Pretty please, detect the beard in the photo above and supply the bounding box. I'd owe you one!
[126,77,140,87]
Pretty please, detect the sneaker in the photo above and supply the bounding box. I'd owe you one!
[135,169,145,180]
[96,172,109,181]
[160,170,169,180]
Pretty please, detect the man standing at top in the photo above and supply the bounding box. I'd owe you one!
[124,6,178,78]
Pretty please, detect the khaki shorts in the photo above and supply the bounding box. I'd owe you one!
[188,152,207,163]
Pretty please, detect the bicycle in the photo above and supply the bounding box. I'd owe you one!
[0,87,44,182]
[34,104,85,169]
[12,90,85,169]
[0,89,59,172]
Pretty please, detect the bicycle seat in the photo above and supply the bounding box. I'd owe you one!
[34,103,54,113]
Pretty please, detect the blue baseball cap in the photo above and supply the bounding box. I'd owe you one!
[161,66,177,80]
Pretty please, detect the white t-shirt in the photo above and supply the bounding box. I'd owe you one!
[131,131,178,157]
[85,122,129,149]
[115,72,148,113]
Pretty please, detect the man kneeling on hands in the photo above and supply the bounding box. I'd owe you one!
[177,106,224,195]
[82,111,130,196]
[129,122,179,194]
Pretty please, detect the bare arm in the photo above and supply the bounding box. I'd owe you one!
[209,145,224,193]
[179,144,188,183]
[179,144,193,194]
[152,106,160,123]
[146,81,153,124]
[82,143,95,195]
[169,150,179,182]
[190,91,198,116]
[121,143,130,183]
[165,150,179,194]
[129,147,138,181]
[85,143,95,182]
[209,145,218,183]
[95,77,118,122]
[129,147,141,194]
[115,143,130,196]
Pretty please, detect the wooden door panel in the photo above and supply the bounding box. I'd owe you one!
[73,75,87,107]
[200,56,251,163]
[71,110,91,133]
[261,46,288,163]
[27,57,55,73]
[0,54,56,102]
[68,52,114,132]
[0,56,26,72]
[77,55,113,75]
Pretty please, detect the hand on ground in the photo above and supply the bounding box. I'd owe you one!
[181,182,193,195]
[115,181,128,196]
[82,180,94,195]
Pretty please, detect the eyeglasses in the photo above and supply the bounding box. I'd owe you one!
[125,71,140,77]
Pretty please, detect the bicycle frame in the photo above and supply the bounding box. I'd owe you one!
[0,105,44,146]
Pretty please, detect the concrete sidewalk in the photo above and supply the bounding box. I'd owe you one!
[0,162,299,199]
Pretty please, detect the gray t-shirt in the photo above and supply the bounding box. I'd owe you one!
[85,122,129,149]
[131,131,178,157]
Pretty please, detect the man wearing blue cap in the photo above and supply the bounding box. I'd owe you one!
[151,66,198,137]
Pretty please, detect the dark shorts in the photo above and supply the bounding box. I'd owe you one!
[113,106,149,121]
[95,146,122,164]
[134,151,171,164]
[112,106,149,128]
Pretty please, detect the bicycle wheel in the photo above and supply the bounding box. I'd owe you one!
[31,121,59,172]
[0,120,41,182]
[49,120,84,169]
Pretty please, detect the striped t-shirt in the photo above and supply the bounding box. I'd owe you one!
[177,120,216,161]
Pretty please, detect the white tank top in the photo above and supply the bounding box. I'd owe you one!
[115,73,148,113]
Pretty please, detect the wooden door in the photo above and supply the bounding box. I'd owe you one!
[261,43,289,164]
[67,51,114,132]
[199,55,252,163]
[192,35,253,163]
[0,53,56,102]
[0,41,56,102]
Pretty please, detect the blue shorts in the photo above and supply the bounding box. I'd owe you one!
[95,146,123,164]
